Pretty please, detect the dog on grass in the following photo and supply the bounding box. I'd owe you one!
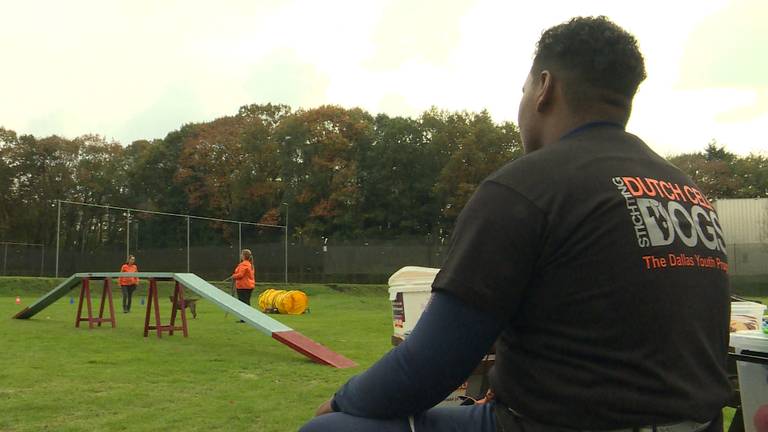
[168,297,198,319]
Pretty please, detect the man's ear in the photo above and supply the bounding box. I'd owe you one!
[535,70,555,113]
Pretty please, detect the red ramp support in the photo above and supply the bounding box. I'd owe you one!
[75,277,117,329]
[143,279,189,338]
[272,331,357,369]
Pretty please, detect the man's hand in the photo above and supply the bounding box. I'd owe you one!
[314,398,335,417]
[476,388,495,404]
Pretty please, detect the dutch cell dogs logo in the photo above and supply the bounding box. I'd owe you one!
[612,176,726,252]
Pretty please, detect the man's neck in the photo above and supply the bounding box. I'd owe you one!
[541,109,628,148]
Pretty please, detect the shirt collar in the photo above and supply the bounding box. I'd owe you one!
[560,121,624,140]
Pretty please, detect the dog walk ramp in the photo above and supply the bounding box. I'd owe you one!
[13,274,81,319]
[12,272,178,320]
[173,273,357,368]
[12,272,357,369]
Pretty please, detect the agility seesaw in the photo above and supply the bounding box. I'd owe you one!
[12,272,356,369]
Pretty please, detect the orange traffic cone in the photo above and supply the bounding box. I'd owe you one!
[15,296,21,305]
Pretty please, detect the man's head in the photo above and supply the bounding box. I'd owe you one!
[518,16,647,153]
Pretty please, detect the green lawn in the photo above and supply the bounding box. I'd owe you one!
[1,282,393,431]
[1,279,763,431]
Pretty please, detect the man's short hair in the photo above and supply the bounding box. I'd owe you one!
[533,16,647,111]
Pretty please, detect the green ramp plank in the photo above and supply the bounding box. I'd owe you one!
[172,273,291,335]
[77,272,176,279]
[13,275,81,319]
[172,273,357,368]
[13,272,176,319]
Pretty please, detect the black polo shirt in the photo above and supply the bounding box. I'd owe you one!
[433,124,732,429]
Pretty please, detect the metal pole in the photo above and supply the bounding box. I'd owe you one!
[186,216,190,272]
[55,200,61,277]
[284,203,288,284]
[3,243,7,276]
[126,210,131,260]
[238,223,242,258]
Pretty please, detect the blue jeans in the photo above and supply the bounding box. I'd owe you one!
[299,403,497,432]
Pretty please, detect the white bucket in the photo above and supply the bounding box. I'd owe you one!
[387,266,440,339]
[730,331,768,432]
[731,302,767,332]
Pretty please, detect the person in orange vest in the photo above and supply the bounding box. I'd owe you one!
[119,255,139,313]
[232,249,255,322]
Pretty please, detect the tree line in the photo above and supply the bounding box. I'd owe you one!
[0,103,766,251]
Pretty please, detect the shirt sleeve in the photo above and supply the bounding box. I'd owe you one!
[331,291,504,418]
[232,264,244,280]
[432,180,546,319]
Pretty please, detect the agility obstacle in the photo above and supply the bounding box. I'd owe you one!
[12,272,356,369]
[75,276,118,329]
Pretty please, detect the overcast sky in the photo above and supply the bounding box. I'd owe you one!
[2,0,766,156]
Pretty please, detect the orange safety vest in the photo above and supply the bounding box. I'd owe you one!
[232,260,255,289]
[119,263,139,286]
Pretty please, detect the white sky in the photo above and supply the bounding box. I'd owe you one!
[1,0,766,156]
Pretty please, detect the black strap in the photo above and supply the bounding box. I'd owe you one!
[729,350,768,365]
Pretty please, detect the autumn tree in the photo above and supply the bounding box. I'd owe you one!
[274,105,374,239]
[4,103,767,261]
[669,141,745,200]
[0,128,18,237]
[732,154,768,198]
[233,104,292,225]
[121,128,193,248]
[69,135,127,250]
[358,114,440,237]
[431,110,522,230]
[2,133,80,245]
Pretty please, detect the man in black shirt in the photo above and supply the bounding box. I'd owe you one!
[301,16,731,432]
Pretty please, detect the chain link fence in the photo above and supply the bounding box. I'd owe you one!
[0,242,45,276]
[283,236,449,284]
[4,200,767,291]
[45,232,445,284]
[49,201,287,282]
[728,242,768,298]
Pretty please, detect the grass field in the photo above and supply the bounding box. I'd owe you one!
[1,280,392,431]
[1,278,764,431]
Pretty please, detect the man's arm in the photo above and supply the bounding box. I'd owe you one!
[328,290,504,418]
[323,180,542,419]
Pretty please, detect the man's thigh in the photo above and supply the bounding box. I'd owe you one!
[299,403,497,432]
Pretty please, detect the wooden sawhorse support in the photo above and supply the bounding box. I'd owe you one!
[75,277,117,329]
[143,278,189,338]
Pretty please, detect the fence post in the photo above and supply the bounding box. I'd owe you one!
[55,200,61,278]
[126,210,131,259]
[283,203,289,284]
[186,216,190,272]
